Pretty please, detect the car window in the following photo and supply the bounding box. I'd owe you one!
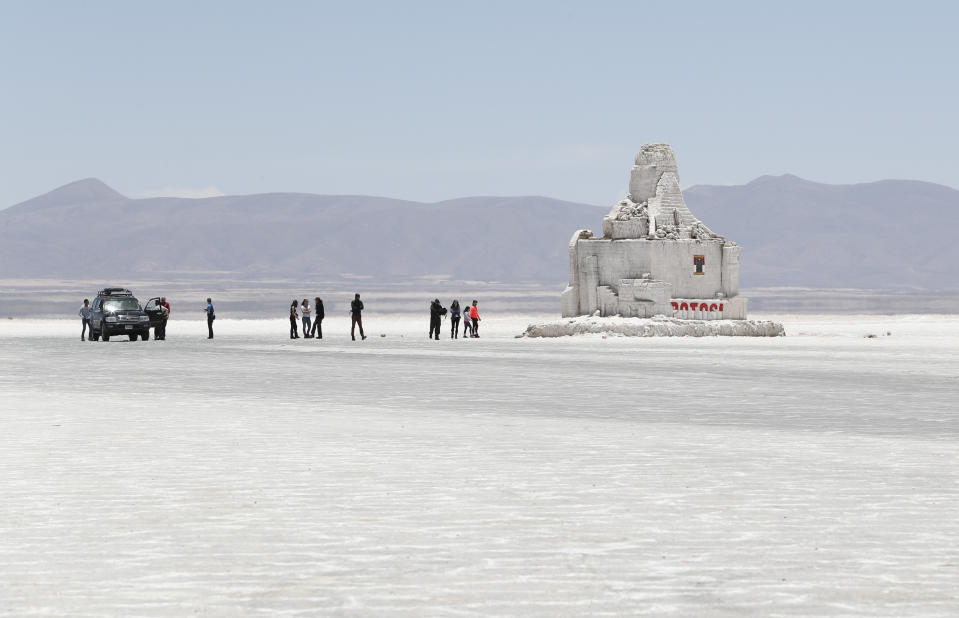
[102,298,141,312]
[144,299,159,311]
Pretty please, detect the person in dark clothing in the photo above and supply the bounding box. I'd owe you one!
[429,298,446,340]
[156,300,170,340]
[350,293,367,341]
[155,296,171,340]
[289,300,300,339]
[310,296,325,339]
[205,298,215,339]
[449,300,461,339]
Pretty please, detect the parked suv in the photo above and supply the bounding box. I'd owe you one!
[89,288,152,341]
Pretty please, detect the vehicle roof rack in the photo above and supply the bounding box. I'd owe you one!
[98,287,134,297]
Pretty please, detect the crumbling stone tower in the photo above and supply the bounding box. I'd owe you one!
[562,143,746,319]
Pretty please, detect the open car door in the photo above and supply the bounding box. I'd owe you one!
[143,297,163,329]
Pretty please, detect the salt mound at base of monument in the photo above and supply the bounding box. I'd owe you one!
[523,315,785,338]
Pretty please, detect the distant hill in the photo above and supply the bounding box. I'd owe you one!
[1,176,957,290]
[0,179,605,283]
[683,175,959,290]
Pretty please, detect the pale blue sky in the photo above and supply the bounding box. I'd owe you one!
[1,1,956,208]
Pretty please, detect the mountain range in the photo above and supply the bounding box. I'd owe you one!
[1,175,957,291]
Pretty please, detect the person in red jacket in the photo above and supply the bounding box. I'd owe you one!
[156,296,171,340]
[469,300,480,338]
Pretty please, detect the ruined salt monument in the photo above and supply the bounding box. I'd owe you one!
[561,143,747,321]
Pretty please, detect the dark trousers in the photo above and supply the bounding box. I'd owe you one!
[429,316,441,339]
[450,316,460,338]
[156,318,167,340]
[463,317,471,337]
[290,316,298,338]
[471,317,479,336]
[311,318,323,339]
[207,316,214,338]
[81,318,90,339]
[351,315,364,340]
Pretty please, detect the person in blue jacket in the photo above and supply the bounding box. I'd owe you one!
[205,298,215,339]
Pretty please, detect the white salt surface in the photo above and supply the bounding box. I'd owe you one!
[2,314,958,616]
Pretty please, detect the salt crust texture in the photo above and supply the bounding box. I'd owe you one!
[524,315,785,338]
[2,315,959,616]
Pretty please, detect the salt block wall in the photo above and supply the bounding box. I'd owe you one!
[577,239,729,299]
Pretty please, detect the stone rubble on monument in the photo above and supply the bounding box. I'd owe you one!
[561,143,750,322]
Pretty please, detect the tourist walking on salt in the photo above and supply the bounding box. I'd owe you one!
[449,300,461,339]
[469,300,481,338]
[350,293,367,341]
[204,298,215,339]
[289,300,300,339]
[429,298,446,340]
[301,298,312,338]
[310,296,324,339]
[79,299,92,341]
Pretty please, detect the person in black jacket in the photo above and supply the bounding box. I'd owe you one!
[429,298,446,340]
[350,293,367,341]
[310,296,325,339]
[289,300,299,339]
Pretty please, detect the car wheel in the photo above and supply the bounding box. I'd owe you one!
[101,327,110,342]
[142,330,150,341]
[129,333,138,341]
[91,331,99,341]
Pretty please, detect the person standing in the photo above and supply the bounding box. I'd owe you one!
[79,299,92,341]
[156,301,170,340]
[289,300,300,339]
[462,303,473,338]
[205,298,215,339]
[301,298,312,338]
[429,298,445,340]
[156,296,171,340]
[311,296,325,339]
[469,299,481,338]
[350,293,367,341]
[449,300,461,339]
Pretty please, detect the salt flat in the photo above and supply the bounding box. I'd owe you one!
[1,314,958,616]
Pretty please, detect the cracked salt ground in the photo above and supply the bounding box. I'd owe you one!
[1,314,958,616]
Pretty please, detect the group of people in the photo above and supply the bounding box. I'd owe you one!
[288,293,367,341]
[79,293,484,342]
[289,296,325,339]
[431,299,481,340]
[285,294,481,342]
